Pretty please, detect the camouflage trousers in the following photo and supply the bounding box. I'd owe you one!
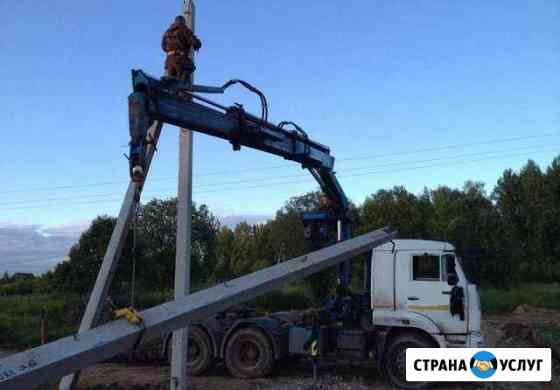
[165,53,195,81]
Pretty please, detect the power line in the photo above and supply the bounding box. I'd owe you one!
[1,132,558,195]
[196,145,560,192]
[0,142,556,207]
[335,142,559,172]
[0,172,308,206]
[1,145,557,212]
[337,132,560,162]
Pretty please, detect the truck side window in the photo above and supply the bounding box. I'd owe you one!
[412,254,440,281]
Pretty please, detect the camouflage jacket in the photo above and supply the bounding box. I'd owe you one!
[161,22,201,53]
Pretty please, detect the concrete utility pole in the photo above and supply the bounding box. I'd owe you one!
[170,1,195,389]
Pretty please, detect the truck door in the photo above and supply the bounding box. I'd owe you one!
[405,253,467,334]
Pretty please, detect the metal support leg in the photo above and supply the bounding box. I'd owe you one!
[312,358,318,389]
[336,220,352,288]
[364,250,372,291]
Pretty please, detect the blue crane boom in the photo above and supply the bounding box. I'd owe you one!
[128,70,349,216]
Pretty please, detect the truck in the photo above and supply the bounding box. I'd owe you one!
[0,70,484,390]
[164,239,484,389]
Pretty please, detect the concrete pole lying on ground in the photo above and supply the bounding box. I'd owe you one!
[0,228,394,390]
[170,1,196,389]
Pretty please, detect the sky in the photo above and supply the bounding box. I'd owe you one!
[1,0,559,274]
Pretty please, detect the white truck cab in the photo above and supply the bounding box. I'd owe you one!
[371,239,484,349]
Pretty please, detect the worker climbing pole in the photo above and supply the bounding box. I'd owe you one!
[162,15,201,82]
[129,8,201,183]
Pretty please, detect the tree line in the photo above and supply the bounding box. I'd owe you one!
[3,156,559,298]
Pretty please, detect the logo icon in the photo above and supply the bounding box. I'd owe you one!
[470,351,498,379]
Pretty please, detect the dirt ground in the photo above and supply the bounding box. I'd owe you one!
[72,306,559,390]
[1,307,556,389]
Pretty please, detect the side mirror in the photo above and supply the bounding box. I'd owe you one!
[447,273,459,286]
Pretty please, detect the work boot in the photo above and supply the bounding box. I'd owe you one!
[132,165,144,182]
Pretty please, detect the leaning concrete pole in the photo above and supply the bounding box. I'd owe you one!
[170,1,195,389]
[57,123,163,390]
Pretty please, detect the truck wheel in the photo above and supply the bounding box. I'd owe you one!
[168,327,214,376]
[384,334,433,389]
[225,327,275,378]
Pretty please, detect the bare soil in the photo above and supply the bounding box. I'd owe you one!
[1,306,555,390]
[71,306,559,390]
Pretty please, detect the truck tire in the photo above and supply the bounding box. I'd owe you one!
[168,327,214,376]
[225,327,275,378]
[384,333,433,389]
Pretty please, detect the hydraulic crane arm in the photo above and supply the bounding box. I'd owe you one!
[0,228,394,390]
[131,70,334,168]
[309,167,348,216]
[129,70,349,216]
[129,70,352,285]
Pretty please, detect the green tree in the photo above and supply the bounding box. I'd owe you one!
[47,216,120,294]
[279,191,322,215]
[542,156,560,281]
[229,222,257,276]
[275,192,336,299]
[492,160,546,282]
[137,198,220,289]
[359,186,432,238]
[432,182,501,285]
[47,200,220,294]
[214,226,236,282]
[42,154,560,299]
[519,160,546,280]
